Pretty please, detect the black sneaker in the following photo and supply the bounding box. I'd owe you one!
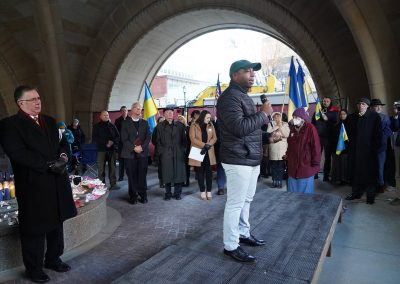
[223,246,256,263]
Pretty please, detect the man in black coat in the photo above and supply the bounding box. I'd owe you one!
[156,107,187,200]
[121,102,150,204]
[114,106,129,181]
[312,97,338,181]
[92,111,120,190]
[0,85,77,283]
[216,60,273,263]
[345,97,382,204]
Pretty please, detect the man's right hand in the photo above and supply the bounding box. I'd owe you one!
[261,101,273,116]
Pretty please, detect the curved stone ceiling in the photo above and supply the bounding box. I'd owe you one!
[78,1,349,114]
[109,9,295,110]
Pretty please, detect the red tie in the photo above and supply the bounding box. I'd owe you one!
[33,116,40,126]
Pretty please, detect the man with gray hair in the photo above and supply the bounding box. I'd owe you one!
[346,97,382,204]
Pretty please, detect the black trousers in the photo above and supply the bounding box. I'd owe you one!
[270,160,285,181]
[185,157,190,185]
[197,154,212,192]
[125,157,148,199]
[20,224,64,273]
[118,153,125,180]
[321,140,333,178]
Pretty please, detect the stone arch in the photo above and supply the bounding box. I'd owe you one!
[75,0,369,121]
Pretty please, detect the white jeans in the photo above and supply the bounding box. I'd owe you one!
[222,163,260,251]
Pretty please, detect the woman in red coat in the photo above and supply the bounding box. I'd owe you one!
[286,108,321,193]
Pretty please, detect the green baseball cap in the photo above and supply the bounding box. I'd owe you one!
[229,60,261,76]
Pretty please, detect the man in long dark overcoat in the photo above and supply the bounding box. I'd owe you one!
[345,97,382,204]
[0,85,77,283]
[156,107,187,200]
[121,102,151,204]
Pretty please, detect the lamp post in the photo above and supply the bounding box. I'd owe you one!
[182,85,187,117]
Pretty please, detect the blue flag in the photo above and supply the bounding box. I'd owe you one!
[296,62,309,109]
[143,82,158,134]
[286,57,301,120]
[336,123,349,155]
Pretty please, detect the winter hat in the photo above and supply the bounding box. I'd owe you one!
[292,108,309,121]
[357,97,371,106]
[57,121,67,129]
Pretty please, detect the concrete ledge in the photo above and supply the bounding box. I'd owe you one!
[0,193,115,277]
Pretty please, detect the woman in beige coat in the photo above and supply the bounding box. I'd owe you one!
[267,112,290,188]
[189,110,217,200]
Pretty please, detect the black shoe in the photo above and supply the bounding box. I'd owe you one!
[26,270,50,283]
[223,246,257,263]
[44,261,71,272]
[345,193,362,200]
[129,197,138,204]
[366,193,375,204]
[183,182,190,187]
[118,177,124,182]
[323,176,330,182]
[217,188,225,195]
[164,195,171,200]
[175,195,182,200]
[278,181,283,188]
[314,174,319,179]
[239,234,266,246]
[271,181,277,188]
[139,198,148,204]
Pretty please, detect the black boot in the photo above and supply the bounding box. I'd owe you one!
[366,192,375,204]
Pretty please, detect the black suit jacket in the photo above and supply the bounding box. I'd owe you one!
[120,118,150,159]
[0,111,77,234]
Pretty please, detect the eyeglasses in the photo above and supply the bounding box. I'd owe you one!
[19,97,41,102]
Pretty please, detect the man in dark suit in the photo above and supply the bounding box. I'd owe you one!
[121,102,150,204]
[114,106,129,181]
[0,85,77,283]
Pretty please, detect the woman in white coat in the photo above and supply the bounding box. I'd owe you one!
[267,113,290,188]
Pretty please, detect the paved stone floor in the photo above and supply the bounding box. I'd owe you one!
[3,165,400,283]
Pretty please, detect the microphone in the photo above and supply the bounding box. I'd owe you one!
[260,94,273,127]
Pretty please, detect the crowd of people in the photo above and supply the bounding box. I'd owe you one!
[1,58,400,281]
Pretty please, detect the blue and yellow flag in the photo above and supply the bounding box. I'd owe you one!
[143,82,158,134]
[314,97,322,121]
[296,62,309,110]
[336,123,349,155]
[286,57,301,121]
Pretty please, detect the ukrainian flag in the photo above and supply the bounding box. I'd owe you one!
[336,123,349,155]
[314,97,322,121]
[296,62,309,110]
[286,57,301,121]
[143,82,158,134]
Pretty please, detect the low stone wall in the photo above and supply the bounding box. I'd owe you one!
[0,193,108,272]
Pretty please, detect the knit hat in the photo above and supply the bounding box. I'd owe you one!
[292,108,309,121]
[357,97,370,106]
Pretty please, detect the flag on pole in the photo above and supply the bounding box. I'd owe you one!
[215,74,222,100]
[286,57,301,121]
[143,82,158,134]
[314,97,322,121]
[336,123,349,155]
[296,62,309,110]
